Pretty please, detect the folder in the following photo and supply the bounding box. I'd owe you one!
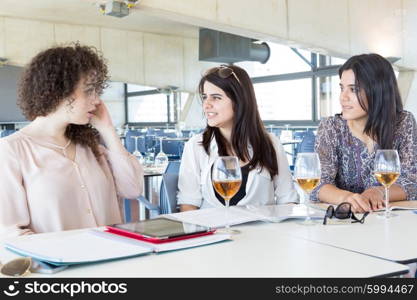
[167,204,325,228]
[4,229,231,266]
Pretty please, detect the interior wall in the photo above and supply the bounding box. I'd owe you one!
[0,16,216,93]
[403,72,417,117]
[3,1,417,125]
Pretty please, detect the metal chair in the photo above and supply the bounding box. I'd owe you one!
[159,172,179,214]
[288,131,316,172]
[296,130,316,153]
[123,161,180,221]
[0,129,16,138]
[125,130,145,153]
[160,139,185,160]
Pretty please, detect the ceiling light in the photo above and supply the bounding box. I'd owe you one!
[98,0,140,18]
[0,57,8,67]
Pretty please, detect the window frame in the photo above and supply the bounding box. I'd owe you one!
[122,51,343,127]
[253,52,341,126]
[124,84,177,127]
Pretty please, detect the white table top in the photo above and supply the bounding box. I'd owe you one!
[0,223,408,278]
[275,210,417,264]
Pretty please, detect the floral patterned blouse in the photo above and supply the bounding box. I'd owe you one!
[311,111,417,201]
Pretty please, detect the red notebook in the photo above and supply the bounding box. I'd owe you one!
[105,226,215,244]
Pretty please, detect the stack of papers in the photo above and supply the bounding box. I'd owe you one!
[168,204,325,228]
[4,229,231,266]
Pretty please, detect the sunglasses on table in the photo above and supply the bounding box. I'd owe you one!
[205,65,241,85]
[0,257,32,277]
[323,202,369,225]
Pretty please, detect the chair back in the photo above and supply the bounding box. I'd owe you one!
[1,129,16,138]
[160,139,185,160]
[159,172,179,214]
[125,130,144,153]
[164,160,181,174]
[296,131,316,153]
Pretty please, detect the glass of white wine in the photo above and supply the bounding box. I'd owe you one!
[374,150,401,219]
[212,156,242,234]
[294,152,321,225]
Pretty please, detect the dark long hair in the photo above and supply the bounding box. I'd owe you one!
[339,53,403,149]
[198,65,278,178]
[18,43,108,159]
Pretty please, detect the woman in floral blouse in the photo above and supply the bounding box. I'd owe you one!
[312,53,417,213]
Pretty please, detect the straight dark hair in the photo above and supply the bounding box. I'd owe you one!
[198,65,278,178]
[339,53,403,149]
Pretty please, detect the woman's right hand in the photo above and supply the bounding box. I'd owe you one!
[341,192,372,213]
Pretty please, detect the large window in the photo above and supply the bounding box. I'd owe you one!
[126,83,188,126]
[124,45,348,127]
[128,93,168,123]
[237,44,311,77]
[254,78,312,120]
[237,44,346,125]
[317,75,341,118]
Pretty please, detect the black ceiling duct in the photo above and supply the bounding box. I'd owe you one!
[199,28,270,64]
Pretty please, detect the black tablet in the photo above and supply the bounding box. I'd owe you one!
[110,218,211,239]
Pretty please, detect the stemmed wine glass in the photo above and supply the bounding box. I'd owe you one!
[144,135,156,170]
[212,156,242,234]
[293,152,321,225]
[155,137,169,173]
[374,150,401,219]
[131,136,143,164]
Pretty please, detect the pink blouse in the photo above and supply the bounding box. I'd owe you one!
[0,132,143,239]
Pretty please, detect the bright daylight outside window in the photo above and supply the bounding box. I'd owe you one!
[255,79,312,120]
[237,42,346,123]
[127,83,189,124]
[317,75,341,118]
[127,92,168,123]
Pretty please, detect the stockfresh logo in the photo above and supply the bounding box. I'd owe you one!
[3,281,20,297]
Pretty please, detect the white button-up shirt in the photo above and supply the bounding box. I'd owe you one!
[177,133,299,209]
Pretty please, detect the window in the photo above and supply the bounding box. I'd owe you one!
[235,42,346,124]
[317,75,341,119]
[254,79,312,121]
[236,44,311,77]
[125,84,185,125]
[127,83,155,93]
[128,93,168,123]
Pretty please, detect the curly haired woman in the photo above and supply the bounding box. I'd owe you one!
[0,44,143,239]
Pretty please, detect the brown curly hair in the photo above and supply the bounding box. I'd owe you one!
[18,43,109,159]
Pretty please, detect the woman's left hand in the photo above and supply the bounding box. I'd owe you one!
[361,187,385,210]
[90,100,114,132]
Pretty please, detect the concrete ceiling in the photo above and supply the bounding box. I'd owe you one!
[0,0,199,38]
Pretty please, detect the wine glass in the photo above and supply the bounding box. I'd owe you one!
[131,136,144,164]
[155,137,169,173]
[374,150,401,219]
[293,152,321,225]
[143,135,156,170]
[212,156,242,234]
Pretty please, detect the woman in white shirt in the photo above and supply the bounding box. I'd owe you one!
[178,65,298,211]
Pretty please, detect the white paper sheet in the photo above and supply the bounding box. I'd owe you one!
[167,207,262,228]
[168,204,326,227]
